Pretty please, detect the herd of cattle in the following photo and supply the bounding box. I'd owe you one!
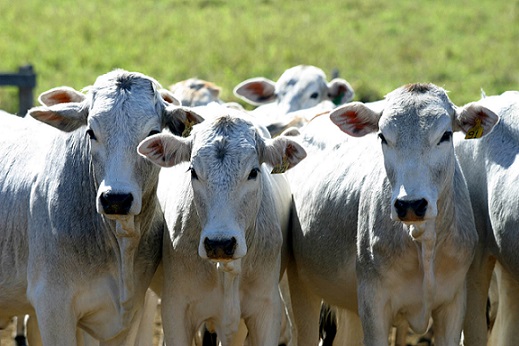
[0,65,518,346]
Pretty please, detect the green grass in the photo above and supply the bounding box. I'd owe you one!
[0,0,518,114]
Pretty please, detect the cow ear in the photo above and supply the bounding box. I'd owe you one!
[159,89,181,106]
[164,106,204,137]
[233,77,277,106]
[137,133,191,167]
[329,102,380,137]
[261,135,307,173]
[38,86,86,106]
[455,102,499,139]
[28,102,89,132]
[327,78,355,105]
[204,81,222,99]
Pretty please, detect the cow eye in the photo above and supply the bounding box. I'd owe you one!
[378,133,387,145]
[438,131,452,145]
[86,129,97,140]
[310,92,319,99]
[189,167,198,180]
[147,130,160,137]
[248,168,260,180]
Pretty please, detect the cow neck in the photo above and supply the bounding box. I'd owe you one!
[407,184,455,333]
[216,260,242,343]
[408,220,436,333]
[114,217,140,326]
[82,132,161,327]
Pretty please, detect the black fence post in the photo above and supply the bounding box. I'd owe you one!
[18,65,36,116]
[0,64,37,116]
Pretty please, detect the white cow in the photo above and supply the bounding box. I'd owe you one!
[169,78,244,111]
[233,65,354,133]
[138,105,306,346]
[169,78,224,107]
[454,90,519,346]
[285,83,498,346]
[0,69,203,345]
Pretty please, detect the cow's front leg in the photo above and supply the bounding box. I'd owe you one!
[462,248,494,346]
[286,258,322,346]
[244,287,282,346]
[431,286,465,346]
[357,278,391,346]
[162,292,197,346]
[29,293,78,346]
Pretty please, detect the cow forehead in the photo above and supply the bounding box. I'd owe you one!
[380,84,455,135]
[87,71,162,130]
[276,65,327,94]
[192,115,260,171]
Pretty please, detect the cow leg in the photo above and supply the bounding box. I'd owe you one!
[278,274,295,346]
[462,249,495,346]
[488,262,519,346]
[162,295,196,346]
[25,315,42,346]
[243,288,282,346]
[392,321,408,346]
[286,260,321,346]
[135,289,160,346]
[431,288,465,346]
[333,307,363,346]
[357,281,391,346]
[32,299,78,345]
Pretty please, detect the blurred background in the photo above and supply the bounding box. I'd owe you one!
[0,0,518,114]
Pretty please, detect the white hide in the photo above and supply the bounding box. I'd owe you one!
[285,83,498,346]
[454,90,519,346]
[233,65,354,134]
[138,105,306,346]
[0,70,202,345]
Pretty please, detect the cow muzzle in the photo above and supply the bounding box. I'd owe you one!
[203,237,237,261]
[100,191,134,215]
[393,198,428,222]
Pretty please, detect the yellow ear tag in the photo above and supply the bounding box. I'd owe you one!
[465,118,484,139]
[182,118,195,138]
[271,156,290,174]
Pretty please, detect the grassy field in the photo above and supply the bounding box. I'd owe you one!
[0,0,518,114]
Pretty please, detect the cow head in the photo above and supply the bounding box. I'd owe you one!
[233,65,355,114]
[330,83,498,224]
[169,78,223,107]
[28,69,203,221]
[138,107,306,262]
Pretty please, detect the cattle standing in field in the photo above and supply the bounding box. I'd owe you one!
[454,91,519,346]
[137,105,306,346]
[233,65,354,135]
[0,69,203,345]
[285,83,498,346]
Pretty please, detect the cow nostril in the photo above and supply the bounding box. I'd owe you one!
[100,191,134,215]
[204,237,237,259]
[394,199,408,218]
[411,198,428,217]
[394,198,428,219]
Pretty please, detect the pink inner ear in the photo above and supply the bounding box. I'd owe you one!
[246,82,268,96]
[32,111,62,124]
[148,139,165,157]
[343,110,369,133]
[49,92,76,104]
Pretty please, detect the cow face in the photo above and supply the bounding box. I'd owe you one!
[169,78,222,107]
[28,70,203,220]
[233,65,354,113]
[138,108,306,262]
[330,83,498,224]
